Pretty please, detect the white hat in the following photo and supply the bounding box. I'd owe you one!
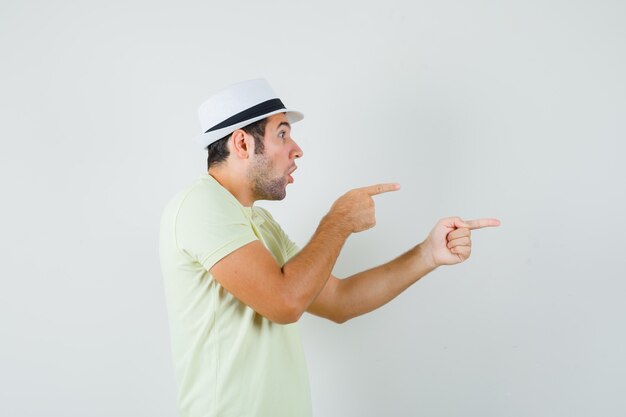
[194,79,304,149]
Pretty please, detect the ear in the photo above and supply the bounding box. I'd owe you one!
[230,129,253,160]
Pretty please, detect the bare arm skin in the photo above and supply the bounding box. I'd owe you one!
[306,244,435,323]
[307,217,501,323]
[209,183,401,324]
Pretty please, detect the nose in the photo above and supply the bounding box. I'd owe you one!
[292,140,304,159]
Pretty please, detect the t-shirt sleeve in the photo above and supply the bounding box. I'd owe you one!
[174,187,258,271]
[255,207,301,262]
[282,232,301,261]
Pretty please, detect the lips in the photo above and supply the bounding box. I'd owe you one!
[287,166,297,183]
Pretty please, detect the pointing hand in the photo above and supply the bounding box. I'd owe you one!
[328,183,401,233]
[421,217,501,267]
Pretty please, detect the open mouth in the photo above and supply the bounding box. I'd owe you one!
[287,166,297,183]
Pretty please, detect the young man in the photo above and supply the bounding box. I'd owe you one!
[160,79,500,417]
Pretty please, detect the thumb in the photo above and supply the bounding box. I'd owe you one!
[444,217,470,229]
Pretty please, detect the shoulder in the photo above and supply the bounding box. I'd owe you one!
[189,176,243,213]
[164,176,248,229]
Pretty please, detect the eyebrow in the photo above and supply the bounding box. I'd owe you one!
[277,121,291,130]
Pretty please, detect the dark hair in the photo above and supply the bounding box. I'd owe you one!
[207,118,268,170]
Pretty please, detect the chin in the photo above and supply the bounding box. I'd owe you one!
[253,177,288,201]
[273,190,287,201]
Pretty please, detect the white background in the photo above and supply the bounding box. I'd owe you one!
[1,1,625,416]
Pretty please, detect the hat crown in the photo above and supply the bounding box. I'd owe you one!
[193,78,303,149]
[198,79,279,132]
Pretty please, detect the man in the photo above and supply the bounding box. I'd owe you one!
[160,79,500,417]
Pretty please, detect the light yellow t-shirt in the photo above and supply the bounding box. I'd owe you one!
[159,174,312,417]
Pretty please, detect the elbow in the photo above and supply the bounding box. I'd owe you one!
[270,295,306,325]
[317,307,351,324]
[274,304,352,325]
[272,308,303,325]
[330,313,350,325]
[272,314,303,325]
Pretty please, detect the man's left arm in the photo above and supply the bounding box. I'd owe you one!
[306,217,500,323]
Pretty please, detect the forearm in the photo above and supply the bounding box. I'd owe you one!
[281,212,351,314]
[335,243,437,322]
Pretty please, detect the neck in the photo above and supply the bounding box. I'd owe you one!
[208,166,255,207]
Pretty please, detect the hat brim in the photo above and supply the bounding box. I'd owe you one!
[194,108,303,149]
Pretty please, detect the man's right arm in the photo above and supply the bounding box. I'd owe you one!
[209,183,400,324]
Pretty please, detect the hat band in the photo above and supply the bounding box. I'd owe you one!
[205,98,286,133]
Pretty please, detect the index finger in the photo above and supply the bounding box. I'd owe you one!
[359,183,401,196]
[463,218,501,230]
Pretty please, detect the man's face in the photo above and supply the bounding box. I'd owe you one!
[247,113,303,201]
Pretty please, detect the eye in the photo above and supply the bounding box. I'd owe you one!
[278,131,286,140]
